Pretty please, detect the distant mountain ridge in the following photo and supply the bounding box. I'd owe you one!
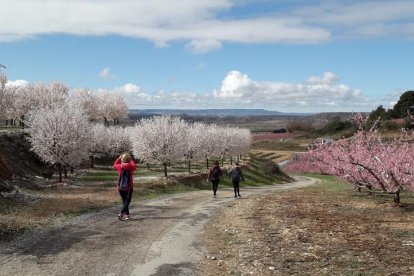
[129,109,307,117]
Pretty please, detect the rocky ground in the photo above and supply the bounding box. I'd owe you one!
[199,180,414,275]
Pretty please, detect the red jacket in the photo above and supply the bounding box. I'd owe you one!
[113,158,137,191]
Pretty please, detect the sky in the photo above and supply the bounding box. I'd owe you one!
[1,0,414,113]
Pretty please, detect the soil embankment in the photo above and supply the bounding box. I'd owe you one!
[0,131,52,187]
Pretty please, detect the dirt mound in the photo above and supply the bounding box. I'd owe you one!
[0,130,53,195]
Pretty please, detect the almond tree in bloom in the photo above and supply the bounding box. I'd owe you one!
[185,122,205,173]
[199,124,222,169]
[26,102,92,182]
[88,124,132,168]
[97,94,128,126]
[68,89,101,121]
[234,128,252,161]
[88,124,113,168]
[0,72,8,121]
[6,82,68,128]
[132,115,188,177]
[286,114,414,203]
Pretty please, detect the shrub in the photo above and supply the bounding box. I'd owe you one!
[286,120,314,133]
[263,160,281,175]
[383,120,401,131]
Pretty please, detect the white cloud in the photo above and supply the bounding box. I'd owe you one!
[214,70,371,111]
[293,1,414,39]
[97,83,143,95]
[217,70,253,98]
[6,79,29,87]
[1,0,414,49]
[99,68,116,79]
[187,39,222,54]
[0,0,330,51]
[95,71,376,112]
[306,72,338,85]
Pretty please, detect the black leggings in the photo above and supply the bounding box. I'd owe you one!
[233,181,240,196]
[211,180,219,195]
[119,189,133,215]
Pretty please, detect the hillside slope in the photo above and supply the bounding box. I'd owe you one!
[0,130,52,194]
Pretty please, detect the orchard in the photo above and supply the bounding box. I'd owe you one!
[0,74,251,181]
[286,114,414,204]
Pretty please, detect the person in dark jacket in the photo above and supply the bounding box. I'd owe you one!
[230,162,245,198]
[113,153,137,220]
[207,160,223,197]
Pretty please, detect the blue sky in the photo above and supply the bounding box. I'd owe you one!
[1,0,413,113]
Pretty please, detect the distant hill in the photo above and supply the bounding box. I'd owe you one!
[129,109,308,117]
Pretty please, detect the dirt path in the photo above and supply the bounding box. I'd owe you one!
[0,176,318,276]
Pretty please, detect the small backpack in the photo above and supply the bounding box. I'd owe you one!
[118,166,130,191]
[232,168,241,182]
[211,166,220,180]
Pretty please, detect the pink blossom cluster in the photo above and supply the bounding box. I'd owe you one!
[285,125,414,203]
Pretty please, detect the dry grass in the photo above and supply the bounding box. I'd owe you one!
[0,183,119,238]
[199,177,414,275]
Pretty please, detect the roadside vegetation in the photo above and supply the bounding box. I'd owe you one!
[200,175,414,275]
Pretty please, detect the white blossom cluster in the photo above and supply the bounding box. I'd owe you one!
[0,74,128,126]
[24,97,131,181]
[131,115,251,176]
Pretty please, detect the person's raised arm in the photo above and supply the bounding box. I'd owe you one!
[130,159,137,171]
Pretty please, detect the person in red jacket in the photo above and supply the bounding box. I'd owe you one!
[113,153,137,220]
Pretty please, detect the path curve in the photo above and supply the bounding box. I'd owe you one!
[0,176,319,276]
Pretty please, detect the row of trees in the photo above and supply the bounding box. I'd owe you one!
[0,73,128,127]
[366,91,414,129]
[26,101,251,180]
[132,116,251,176]
[285,114,414,204]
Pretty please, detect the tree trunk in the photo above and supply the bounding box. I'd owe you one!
[368,185,372,195]
[104,117,109,127]
[163,163,168,177]
[188,160,191,173]
[393,191,400,204]
[64,166,68,178]
[230,156,233,165]
[5,120,8,126]
[221,158,224,167]
[58,165,63,183]
[206,158,209,170]
[114,118,116,125]
[20,115,24,129]
[146,163,150,170]
[70,166,74,174]
[90,156,94,168]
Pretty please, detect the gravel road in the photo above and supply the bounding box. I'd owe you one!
[0,176,318,276]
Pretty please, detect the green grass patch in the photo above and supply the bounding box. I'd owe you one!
[251,139,308,151]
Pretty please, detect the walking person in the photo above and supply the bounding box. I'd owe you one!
[207,160,223,197]
[230,162,245,198]
[113,153,137,220]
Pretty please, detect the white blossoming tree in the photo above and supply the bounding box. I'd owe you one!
[185,122,206,173]
[26,102,92,182]
[132,115,188,177]
[97,94,128,126]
